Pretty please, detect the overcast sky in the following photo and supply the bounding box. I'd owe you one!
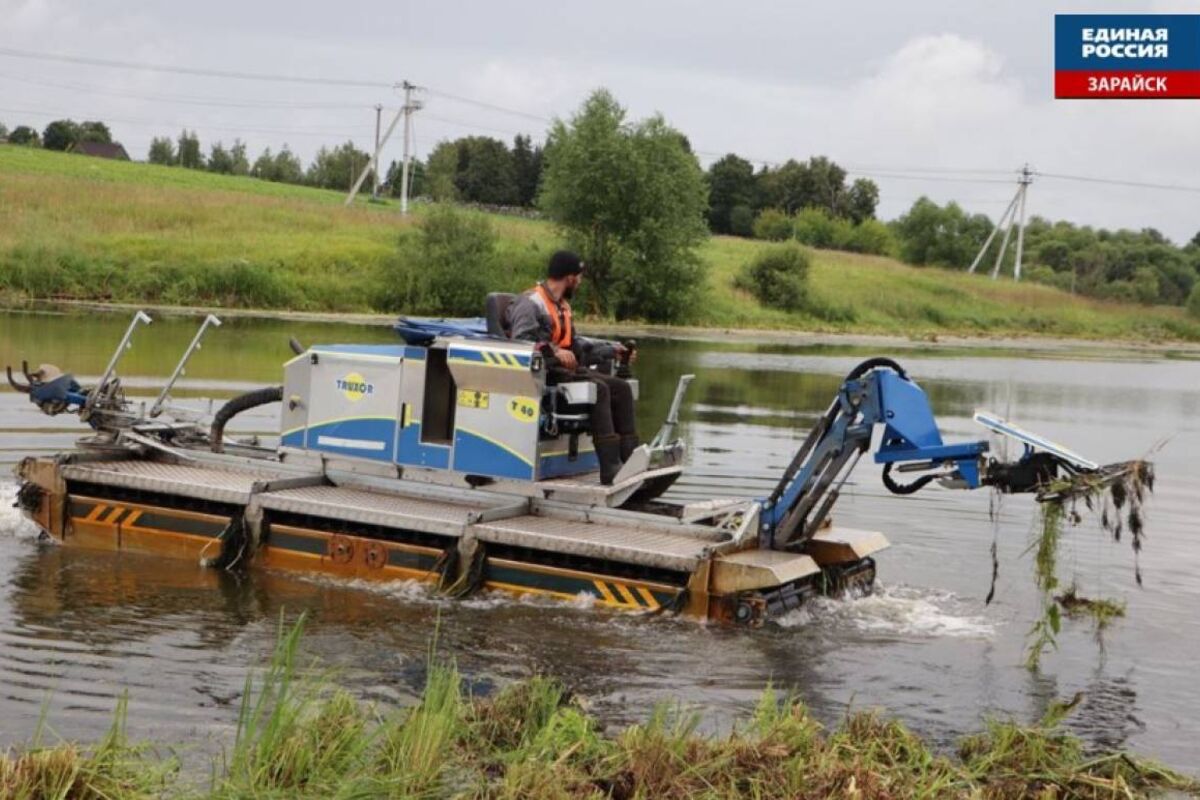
[3,0,1198,242]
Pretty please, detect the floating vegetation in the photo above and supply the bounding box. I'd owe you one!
[1025,458,1155,669]
[1056,583,1127,630]
[1,619,1195,799]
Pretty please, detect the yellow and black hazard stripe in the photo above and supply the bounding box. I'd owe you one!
[480,351,525,369]
[483,558,678,611]
[63,494,232,558]
[590,579,664,611]
[68,496,228,538]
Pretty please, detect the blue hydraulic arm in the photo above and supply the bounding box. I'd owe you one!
[760,358,990,551]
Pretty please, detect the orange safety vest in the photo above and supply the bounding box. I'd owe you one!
[534,283,574,348]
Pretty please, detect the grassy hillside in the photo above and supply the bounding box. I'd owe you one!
[2,145,1197,341]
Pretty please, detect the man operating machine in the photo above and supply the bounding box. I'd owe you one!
[506,250,639,485]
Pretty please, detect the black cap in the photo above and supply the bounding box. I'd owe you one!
[548,250,584,279]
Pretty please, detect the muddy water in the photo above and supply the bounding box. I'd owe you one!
[1,309,1198,769]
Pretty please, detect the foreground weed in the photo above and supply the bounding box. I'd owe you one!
[214,615,378,798]
[375,661,469,798]
[0,695,174,800]
[3,619,1195,799]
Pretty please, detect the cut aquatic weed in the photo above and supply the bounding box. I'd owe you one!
[1056,582,1126,630]
[1024,457,1155,668]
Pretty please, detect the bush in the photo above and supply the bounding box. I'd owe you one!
[736,243,811,311]
[752,208,793,241]
[841,218,895,255]
[728,204,754,237]
[793,207,840,249]
[1024,264,1074,293]
[382,205,500,316]
[1187,284,1200,319]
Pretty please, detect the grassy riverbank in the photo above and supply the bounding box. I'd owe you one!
[2,145,1198,342]
[2,621,1193,799]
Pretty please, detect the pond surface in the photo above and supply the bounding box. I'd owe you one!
[1,309,1198,769]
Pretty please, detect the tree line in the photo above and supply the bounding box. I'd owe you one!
[894,197,1200,308]
[3,105,1197,317]
[0,118,115,150]
[148,131,383,191]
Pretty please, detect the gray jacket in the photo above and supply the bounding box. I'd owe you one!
[506,286,614,366]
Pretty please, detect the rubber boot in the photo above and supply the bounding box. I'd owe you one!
[619,433,640,463]
[595,434,623,486]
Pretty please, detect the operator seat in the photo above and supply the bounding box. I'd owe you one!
[485,292,516,338]
[483,292,595,440]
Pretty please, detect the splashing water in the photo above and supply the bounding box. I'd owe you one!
[0,481,41,541]
[775,583,995,639]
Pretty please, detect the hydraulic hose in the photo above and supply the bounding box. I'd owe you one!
[881,462,939,495]
[210,386,283,453]
[844,357,907,382]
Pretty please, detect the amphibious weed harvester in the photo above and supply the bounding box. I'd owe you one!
[9,311,1107,624]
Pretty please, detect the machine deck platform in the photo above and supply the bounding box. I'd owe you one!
[20,453,884,624]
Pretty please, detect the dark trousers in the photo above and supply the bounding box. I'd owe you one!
[552,370,636,439]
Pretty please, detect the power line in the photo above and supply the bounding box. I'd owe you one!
[422,114,528,137]
[846,171,1015,185]
[0,71,375,111]
[842,162,1015,176]
[424,89,552,124]
[0,46,394,89]
[0,105,365,140]
[1036,170,1200,195]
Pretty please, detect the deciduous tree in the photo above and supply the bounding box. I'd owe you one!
[845,178,880,224]
[306,141,372,190]
[176,130,203,169]
[539,89,708,322]
[894,196,992,268]
[208,141,234,174]
[229,140,250,176]
[148,137,176,165]
[42,119,80,151]
[511,134,543,207]
[272,146,304,184]
[7,125,39,146]
[77,121,112,144]
[706,154,755,234]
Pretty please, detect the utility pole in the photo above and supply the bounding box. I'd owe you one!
[1012,164,1033,282]
[398,80,423,216]
[371,104,382,199]
[967,164,1034,281]
[344,101,406,207]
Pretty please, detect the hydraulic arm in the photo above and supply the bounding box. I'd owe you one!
[760,358,1100,551]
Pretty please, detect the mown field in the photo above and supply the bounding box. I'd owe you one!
[2,145,1198,341]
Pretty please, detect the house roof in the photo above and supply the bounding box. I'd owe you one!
[70,141,130,160]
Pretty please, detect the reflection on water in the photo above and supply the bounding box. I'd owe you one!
[1,308,1198,769]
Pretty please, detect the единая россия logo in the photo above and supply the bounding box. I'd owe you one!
[1055,14,1200,98]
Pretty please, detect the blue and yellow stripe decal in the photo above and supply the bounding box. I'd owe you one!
[448,347,531,370]
[453,426,534,480]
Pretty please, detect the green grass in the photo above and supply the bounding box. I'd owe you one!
[1,618,1193,799]
[3,144,1199,341]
